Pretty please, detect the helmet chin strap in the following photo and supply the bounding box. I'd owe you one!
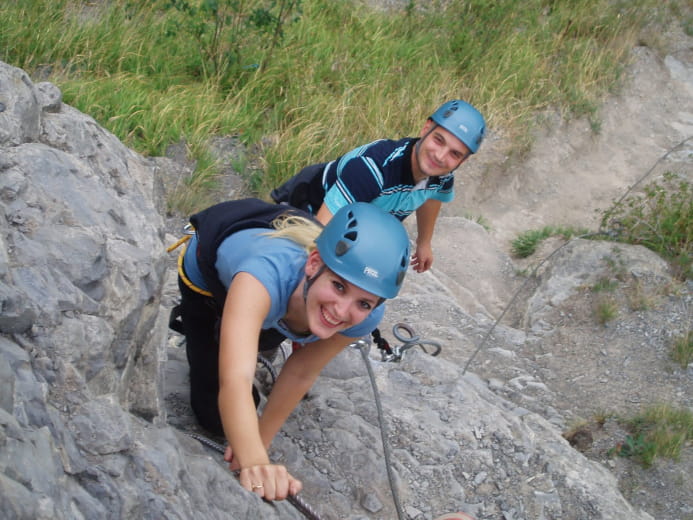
[303,264,327,303]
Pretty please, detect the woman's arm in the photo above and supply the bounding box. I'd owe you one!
[216,272,301,499]
[258,333,354,447]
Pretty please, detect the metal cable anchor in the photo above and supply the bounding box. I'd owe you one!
[380,323,442,362]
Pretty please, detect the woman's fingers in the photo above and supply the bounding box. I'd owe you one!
[288,474,303,496]
[224,446,241,471]
[240,464,302,500]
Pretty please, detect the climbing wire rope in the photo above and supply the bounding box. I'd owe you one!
[462,135,693,375]
[461,229,604,375]
[251,323,440,520]
[600,135,693,229]
[184,322,438,520]
[349,324,447,519]
[353,338,407,520]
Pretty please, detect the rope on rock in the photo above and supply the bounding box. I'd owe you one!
[185,322,445,520]
[461,229,605,375]
[256,352,279,384]
[352,338,406,520]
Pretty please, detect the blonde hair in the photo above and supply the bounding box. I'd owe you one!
[263,213,322,252]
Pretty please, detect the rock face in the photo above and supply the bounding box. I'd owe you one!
[0,60,288,520]
[2,58,687,519]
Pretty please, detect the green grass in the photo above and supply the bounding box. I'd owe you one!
[592,277,619,293]
[611,404,693,468]
[463,213,491,231]
[0,0,679,213]
[511,225,590,257]
[671,330,693,368]
[594,297,619,325]
[511,227,555,258]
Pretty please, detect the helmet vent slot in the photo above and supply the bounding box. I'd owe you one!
[335,240,350,256]
[396,271,405,286]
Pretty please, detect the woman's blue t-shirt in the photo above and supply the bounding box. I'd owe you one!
[183,229,383,343]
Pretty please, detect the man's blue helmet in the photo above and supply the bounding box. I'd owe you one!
[315,203,410,299]
[430,100,486,154]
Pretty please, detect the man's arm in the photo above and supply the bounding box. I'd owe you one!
[315,203,333,225]
[412,199,442,273]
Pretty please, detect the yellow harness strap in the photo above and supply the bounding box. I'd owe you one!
[167,234,214,298]
[166,234,191,254]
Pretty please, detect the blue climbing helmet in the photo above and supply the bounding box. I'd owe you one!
[315,203,410,299]
[429,100,486,154]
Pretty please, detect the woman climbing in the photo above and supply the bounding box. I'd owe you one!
[172,198,410,501]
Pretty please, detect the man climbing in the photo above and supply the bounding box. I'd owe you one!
[271,99,486,273]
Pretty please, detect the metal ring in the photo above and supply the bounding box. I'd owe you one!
[392,323,419,343]
[251,483,264,490]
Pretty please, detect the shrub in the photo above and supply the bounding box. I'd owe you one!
[600,172,692,280]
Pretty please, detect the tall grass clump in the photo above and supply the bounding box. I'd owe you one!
[511,225,589,257]
[442,0,657,142]
[254,0,660,194]
[612,404,693,468]
[0,0,674,211]
[671,330,693,368]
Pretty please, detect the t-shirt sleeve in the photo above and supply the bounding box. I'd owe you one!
[431,174,454,203]
[215,232,299,325]
[323,157,384,215]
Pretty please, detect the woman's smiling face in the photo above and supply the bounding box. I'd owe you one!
[303,250,378,339]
